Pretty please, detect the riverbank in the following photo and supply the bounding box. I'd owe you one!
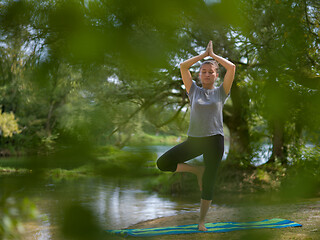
[1,141,319,239]
[23,195,320,239]
[10,175,320,240]
[122,198,320,240]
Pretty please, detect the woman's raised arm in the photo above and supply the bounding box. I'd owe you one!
[207,41,236,95]
[180,51,209,93]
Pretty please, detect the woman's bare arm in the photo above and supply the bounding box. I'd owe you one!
[208,41,236,95]
[180,52,208,93]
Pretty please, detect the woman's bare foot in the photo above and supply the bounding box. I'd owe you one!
[198,222,208,231]
[196,166,205,191]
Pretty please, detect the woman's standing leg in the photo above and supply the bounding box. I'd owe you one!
[198,135,224,231]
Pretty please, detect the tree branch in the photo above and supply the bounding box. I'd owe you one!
[154,102,187,128]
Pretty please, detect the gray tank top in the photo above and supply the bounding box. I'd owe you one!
[187,81,229,137]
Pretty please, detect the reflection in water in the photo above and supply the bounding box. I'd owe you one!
[95,186,108,226]
[108,188,166,228]
[92,182,198,229]
[34,218,51,240]
[23,177,200,239]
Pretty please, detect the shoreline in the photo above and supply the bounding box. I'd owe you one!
[126,199,320,239]
[23,198,320,239]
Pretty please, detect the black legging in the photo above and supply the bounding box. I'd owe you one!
[156,134,224,201]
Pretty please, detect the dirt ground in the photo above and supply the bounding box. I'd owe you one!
[122,199,320,240]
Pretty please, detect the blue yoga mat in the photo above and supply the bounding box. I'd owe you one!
[106,218,302,237]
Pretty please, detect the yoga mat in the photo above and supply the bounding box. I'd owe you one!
[106,218,302,237]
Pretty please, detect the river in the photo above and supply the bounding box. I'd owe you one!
[1,143,316,239]
[3,175,201,239]
[21,144,269,238]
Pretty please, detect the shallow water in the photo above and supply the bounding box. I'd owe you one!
[1,143,317,239]
[1,175,202,239]
[2,172,319,239]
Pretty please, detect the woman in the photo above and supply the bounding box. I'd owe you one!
[156,40,235,231]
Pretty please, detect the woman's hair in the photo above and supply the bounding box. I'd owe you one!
[200,60,219,71]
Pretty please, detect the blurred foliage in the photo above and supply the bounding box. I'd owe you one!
[144,172,200,195]
[0,197,39,240]
[0,0,319,238]
[94,145,158,177]
[0,0,318,190]
[280,146,320,199]
[60,203,104,240]
[0,0,317,165]
[126,133,185,147]
[0,110,20,138]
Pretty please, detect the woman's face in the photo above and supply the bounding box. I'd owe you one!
[199,64,218,89]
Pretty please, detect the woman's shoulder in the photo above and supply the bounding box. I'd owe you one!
[188,81,201,95]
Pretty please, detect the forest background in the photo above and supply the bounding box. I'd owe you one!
[0,0,319,238]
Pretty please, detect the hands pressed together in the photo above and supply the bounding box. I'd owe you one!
[180,39,235,95]
[204,40,216,58]
[201,40,236,95]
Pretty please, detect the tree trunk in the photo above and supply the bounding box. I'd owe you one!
[267,120,287,165]
[46,102,55,135]
[224,80,252,166]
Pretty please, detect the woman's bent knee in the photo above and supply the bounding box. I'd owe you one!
[156,157,176,172]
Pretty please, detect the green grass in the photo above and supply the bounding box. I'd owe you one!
[0,166,30,174]
[0,144,159,180]
[127,133,186,146]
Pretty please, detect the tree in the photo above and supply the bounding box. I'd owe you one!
[0,0,318,167]
[239,0,320,165]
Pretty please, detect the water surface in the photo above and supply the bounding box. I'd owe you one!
[1,175,201,239]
